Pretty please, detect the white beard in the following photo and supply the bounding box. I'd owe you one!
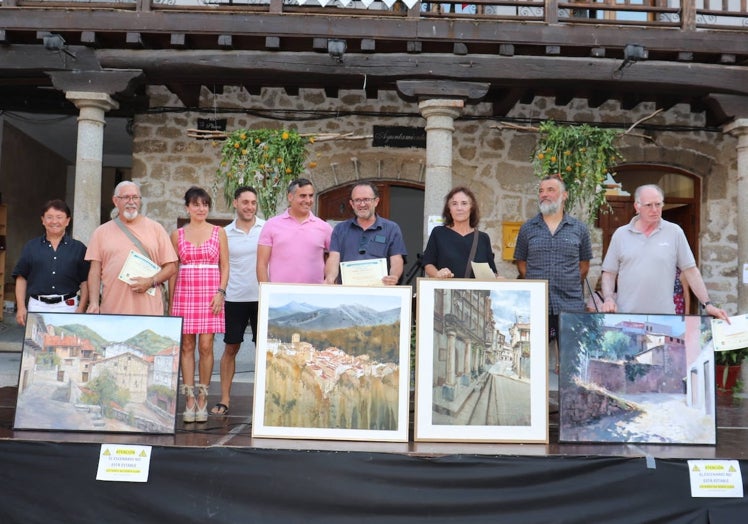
[539,199,561,216]
[122,209,139,221]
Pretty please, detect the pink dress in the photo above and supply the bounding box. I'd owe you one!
[172,226,224,334]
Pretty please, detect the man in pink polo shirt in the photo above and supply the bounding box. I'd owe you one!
[256,178,332,284]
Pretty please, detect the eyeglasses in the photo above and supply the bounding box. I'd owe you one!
[638,201,664,209]
[351,197,376,205]
[116,195,142,202]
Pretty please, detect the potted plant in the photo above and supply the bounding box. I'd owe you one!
[532,120,624,223]
[715,347,748,394]
[215,128,314,217]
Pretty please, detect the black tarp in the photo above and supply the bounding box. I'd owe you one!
[1,440,746,523]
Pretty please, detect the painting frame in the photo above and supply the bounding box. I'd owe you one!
[252,283,412,442]
[558,311,716,445]
[14,312,183,434]
[414,278,549,443]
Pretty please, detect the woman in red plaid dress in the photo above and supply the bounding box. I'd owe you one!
[169,187,229,423]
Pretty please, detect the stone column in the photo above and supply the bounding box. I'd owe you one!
[66,92,119,243]
[418,99,464,245]
[464,339,472,378]
[446,329,457,386]
[725,119,748,312]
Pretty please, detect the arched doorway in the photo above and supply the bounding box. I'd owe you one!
[318,181,425,283]
[598,164,701,311]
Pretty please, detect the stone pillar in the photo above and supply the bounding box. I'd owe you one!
[464,340,472,378]
[725,118,748,312]
[418,99,464,246]
[446,329,457,386]
[66,92,119,243]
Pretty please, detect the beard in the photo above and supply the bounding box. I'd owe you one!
[539,199,561,216]
[122,209,139,221]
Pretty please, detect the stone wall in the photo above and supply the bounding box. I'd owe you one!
[131,85,739,311]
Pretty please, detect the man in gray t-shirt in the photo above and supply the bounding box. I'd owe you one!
[601,184,727,320]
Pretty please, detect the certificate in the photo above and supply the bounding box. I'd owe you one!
[118,250,161,296]
[471,261,497,280]
[340,258,387,286]
[712,314,748,352]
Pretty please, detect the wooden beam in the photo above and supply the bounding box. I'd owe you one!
[165,83,201,108]
[397,80,490,100]
[0,44,101,71]
[95,50,748,97]
[265,37,280,50]
[1,11,746,56]
[490,88,525,117]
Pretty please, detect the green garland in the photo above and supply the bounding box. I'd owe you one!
[532,121,623,223]
[215,128,314,217]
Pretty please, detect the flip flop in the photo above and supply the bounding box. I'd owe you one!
[210,403,230,416]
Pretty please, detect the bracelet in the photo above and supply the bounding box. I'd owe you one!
[151,278,158,288]
[702,300,712,308]
[217,288,226,296]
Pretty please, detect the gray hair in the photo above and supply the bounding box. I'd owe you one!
[634,184,664,203]
[114,180,140,197]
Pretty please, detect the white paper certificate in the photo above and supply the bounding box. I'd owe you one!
[118,250,161,296]
[340,258,387,286]
[471,261,496,280]
[712,314,748,352]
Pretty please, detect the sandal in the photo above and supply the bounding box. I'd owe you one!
[210,403,230,416]
[194,384,209,423]
[180,384,196,423]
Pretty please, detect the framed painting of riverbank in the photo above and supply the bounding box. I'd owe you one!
[14,312,182,434]
[252,283,412,442]
[414,278,548,443]
[558,312,716,445]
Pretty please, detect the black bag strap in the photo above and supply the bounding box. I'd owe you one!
[584,277,599,312]
[465,230,480,278]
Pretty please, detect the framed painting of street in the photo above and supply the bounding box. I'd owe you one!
[252,283,412,442]
[14,312,183,434]
[414,278,549,443]
[558,312,716,445]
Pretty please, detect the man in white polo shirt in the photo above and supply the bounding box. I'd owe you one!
[211,186,265,416]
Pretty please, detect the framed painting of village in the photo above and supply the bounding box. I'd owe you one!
[14,312,183,434]
[414,278,549,443]
[252,283,412,442]
[558,312,716,445]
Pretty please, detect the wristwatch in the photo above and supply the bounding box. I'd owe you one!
[702,300,712,308]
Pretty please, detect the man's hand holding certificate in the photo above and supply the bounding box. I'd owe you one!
[340,258,388,286]
[712,314,748,352]
[118,250,161,296]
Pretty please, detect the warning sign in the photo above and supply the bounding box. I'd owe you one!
[687,460,743,498]
[96,444,152,482]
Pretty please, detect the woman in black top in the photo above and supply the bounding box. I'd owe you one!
[422,186,498,279]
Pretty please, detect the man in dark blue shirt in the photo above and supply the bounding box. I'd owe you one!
[324,182,407,285]
[12,199,90,325]
[514,176,592,374]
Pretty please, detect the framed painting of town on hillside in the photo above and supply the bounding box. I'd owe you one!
[558,312,716,445]
[252,283,412,442]
[14,312,183,434]
[414,278,549,443]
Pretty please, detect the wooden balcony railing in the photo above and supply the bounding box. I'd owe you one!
[0,0,746,31]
